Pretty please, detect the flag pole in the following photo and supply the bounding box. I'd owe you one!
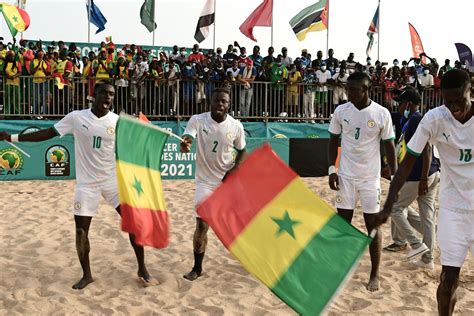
[326,0,329,55]
[152,0,155,46]
[377,0,380,61]
[213,0,216,50]
[87,0,91,44]
[270,0,274,47]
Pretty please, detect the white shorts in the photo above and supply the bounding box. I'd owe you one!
[194,183,218,217]
[73,180,119,217]
[437,208,474,267]
[334,176,381,214]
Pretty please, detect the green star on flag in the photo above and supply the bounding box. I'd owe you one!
[132,176,144,197]
[272,210,300,239]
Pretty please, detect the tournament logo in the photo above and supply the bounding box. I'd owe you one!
[20,126,41,135]
[272,134,288,139]
[226,132,234,141]
[367,120,376,128]
[45,145,71,176]
[106,127,115,135]
[74,202,81,210]
[335,195,343,204]
[0,148,24,176]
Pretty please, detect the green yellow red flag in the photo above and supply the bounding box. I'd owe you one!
[197,144,371,315]
[0,4,30,37]
[116,114,169,248]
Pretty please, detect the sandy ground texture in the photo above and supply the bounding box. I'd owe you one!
[1,178,473,315]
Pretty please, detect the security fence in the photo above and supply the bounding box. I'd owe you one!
[0,76,444,121]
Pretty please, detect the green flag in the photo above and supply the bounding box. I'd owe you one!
[140,0,156,32]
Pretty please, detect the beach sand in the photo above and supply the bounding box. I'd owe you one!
[1,178,473,315]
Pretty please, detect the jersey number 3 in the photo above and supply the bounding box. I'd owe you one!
[355,128,361,140]
[93,136,102,149]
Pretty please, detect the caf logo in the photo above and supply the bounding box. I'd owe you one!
[367,120,376,128]
[106,127,115,135]
[45,145,70,176]
[335,195,343,203]
[74,202,81,210]
[0,148,24,176]
[226,132,234,141]
[273,134,287,139]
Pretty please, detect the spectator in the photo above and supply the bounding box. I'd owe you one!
[181,60,197,114]
[325,48,339,69]
[214,47,223,64]
[332,67,348,106]
[4,51,21,115]
[270,55,288,117]
[311,50,324,69]
[302,67,317,122]
[250,45,263,68]
[315,62,332,116]
[113,56,129,114]
[188,44,205,64]
[237,47,252,68]
[223,44,238,68]
[174,47,187,66]
[346,52,357,74]
[129,55,148,113]
[169,45,179,61]
[263,46,276,69]
[281,47,293,67]
[300,49,311,68]
[237,60,256,117]
[286,63,302,117]
[93,50,113,83]
[438,59,452,75]
[51,49,73,115]
[31,50,51,116]
[164,58,181,115]
[419,67,434,88]
[226,60,240,79]
[409,56,424,75]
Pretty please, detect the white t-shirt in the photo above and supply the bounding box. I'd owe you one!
[332,72,349,84]
[407,105,474,212]
[328,101,395,180]
[54,109,119,185]
[418,74,434,87]
[184,112,246,187]
[226,67,241,78]
[315,70,332,91]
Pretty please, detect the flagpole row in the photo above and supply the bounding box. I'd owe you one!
[213,0,216,50]
[152,0,155,46]
[87,0,91,44]
[377,0,380,61]
[270,0,274,47]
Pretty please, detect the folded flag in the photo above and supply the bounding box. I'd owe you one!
[239,0,273,42]
[194,0,215,43]
[116,114,169,248]
[86,0,107,34]
[0,4,30,37]
[366,4,379,57]
[197,144,372,315]
[140,0,157,32]
[289,0,328,41]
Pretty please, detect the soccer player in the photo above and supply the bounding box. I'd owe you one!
[0,83,157,290]
[376,69,473,315]
[327,72,397,292]
[180,88,247,281]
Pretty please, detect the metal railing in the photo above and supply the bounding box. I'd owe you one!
[0,76,444,121]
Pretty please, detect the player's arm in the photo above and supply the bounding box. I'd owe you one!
[418,144,432,196]
[383,140,397,177]
[0,128,58,143]
[328,134,340,190]
[222,148,247,182]
[180,135,193,153]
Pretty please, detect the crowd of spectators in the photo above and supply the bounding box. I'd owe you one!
[0,36,471,120]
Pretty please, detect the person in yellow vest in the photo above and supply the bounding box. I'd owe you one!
[4,51,22,115]
[286,64,302,117]
[52,50,73,115]
[113,56,129,114]
[0,42,7,74]
[31,51,51,116]
[93,50,113,84]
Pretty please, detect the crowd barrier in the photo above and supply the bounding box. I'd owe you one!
[0,76,443,121]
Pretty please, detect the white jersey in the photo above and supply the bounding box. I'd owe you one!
[54,109,119,185]
[328,101,395,180]
[407,105,474,213]
[184,112,246,186]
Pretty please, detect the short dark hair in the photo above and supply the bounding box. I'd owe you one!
[440,69,470,90]
[94,82,114,93]
[213,87,231,97]
[347,72,371,85]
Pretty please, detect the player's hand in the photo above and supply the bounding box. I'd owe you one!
[328,173,339,191]
[374,204,392,228]
[0,131,11,141]
[180,137,192,153]
[381,165,391,180]
[418,179,429,196]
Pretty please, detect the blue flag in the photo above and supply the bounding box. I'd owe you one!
[86,0,107,34]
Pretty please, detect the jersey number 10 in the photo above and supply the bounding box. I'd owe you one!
[93,136,102,149]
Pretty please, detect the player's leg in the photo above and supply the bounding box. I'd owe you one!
[72,185,100,289]
[72,215,93,289]
[334,176,356,223]
[184,217,209,281]
[437,266,460,316]
[359,179,382,292]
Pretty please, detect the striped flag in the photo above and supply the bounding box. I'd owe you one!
[197,144,372,315]
[366,4,379,57]
[0,4,30,37]
[194,0,215,43]
[116,115,169,248]
[239,0,273,42]
[289,0,328,41]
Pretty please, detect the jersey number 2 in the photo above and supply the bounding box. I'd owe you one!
[93,136,102,149]
[212,141,218,153]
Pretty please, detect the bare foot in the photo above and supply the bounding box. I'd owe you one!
[72,276,94,290]
[366,276,380,292]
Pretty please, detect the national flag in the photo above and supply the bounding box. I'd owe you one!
[197,144,372,315]
[239,0,273,42]
[139,112,151,123]
[0,4,30,37]
[366,4,379,57]
[140,0,157,32]
[408,23,426,64]
[289,0,328,42]
[86,0,107,34]
[105,35,112,42]
[194,0,215,43]
[116,114,169,248]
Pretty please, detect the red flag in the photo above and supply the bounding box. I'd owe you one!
[139,112,151,123]
[408,23,426,64]
[239,0,273,42]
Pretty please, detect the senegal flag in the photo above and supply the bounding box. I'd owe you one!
[197,144,371,315]
[116,114,169,248]
[290,0,328,41]
[0,4,30,37]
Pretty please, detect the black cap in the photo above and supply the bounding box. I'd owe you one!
[393,88,421,104]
